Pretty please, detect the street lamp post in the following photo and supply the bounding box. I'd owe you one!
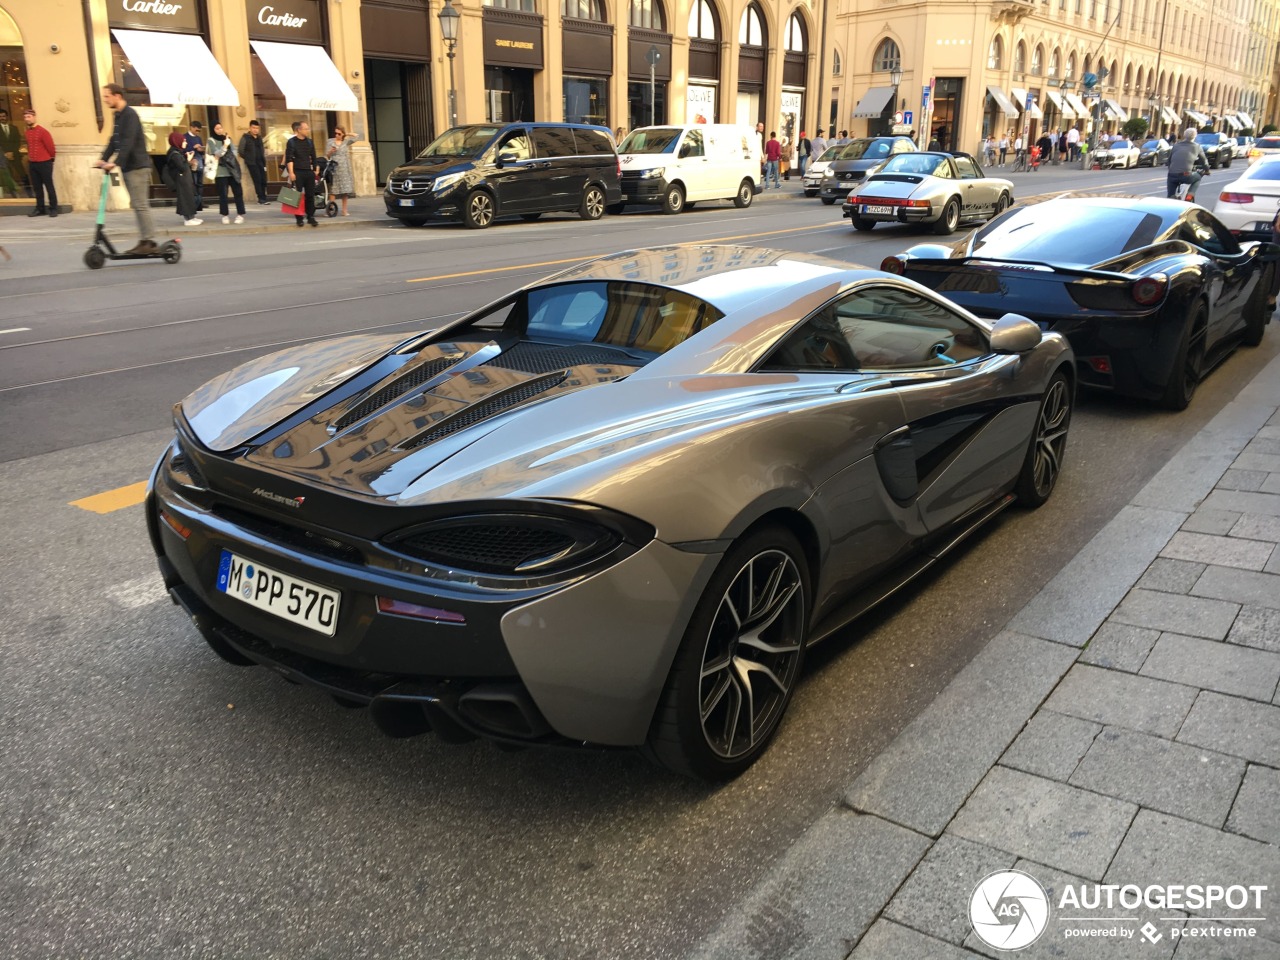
[890,65,902,137]
[438,0,460,128]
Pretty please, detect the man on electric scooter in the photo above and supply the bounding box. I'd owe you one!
[1166,127,1210,201]
[93,84,157,255]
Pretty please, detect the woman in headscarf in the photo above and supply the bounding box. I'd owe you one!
[161,131,200,226]
[208,121,246,224]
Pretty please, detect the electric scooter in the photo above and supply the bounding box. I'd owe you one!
[84,168,181,269]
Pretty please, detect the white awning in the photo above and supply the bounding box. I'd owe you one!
[1185,109,1209,125]
[111,29,240,106]
[1237,112,1255,128]
[1010,88,1042,118]
[1161,106,1181,125]
[1102,99,1128,122]
[1222,114,1242,130]
[250,40,358,112]
[1044,89,1074,119]
[985,86,1019,118]
[1065,93,1090,118]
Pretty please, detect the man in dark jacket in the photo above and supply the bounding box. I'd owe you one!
[284,120,319,227]
[94,83,156,254]
[239,119,269,204]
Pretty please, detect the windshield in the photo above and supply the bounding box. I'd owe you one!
[517,281,725,355]
[839,139,893,161]
[1109,140,1133,149]
[1256,138,1280,149]
[878,154,946,176]
[1141,140,1163,149]
[1195,134,1221,146]
[619,128,681,154]
[817,145,843,162]
[415,126,501,160]
[970,205,1171,266]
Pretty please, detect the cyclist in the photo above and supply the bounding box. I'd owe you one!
[1167,127,1210,200]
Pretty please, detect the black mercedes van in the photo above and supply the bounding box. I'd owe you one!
[384,123,622,228]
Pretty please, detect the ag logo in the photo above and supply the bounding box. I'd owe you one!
[970,869,1050,951]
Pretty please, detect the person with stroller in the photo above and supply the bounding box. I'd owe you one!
[207,122,246,224]
[324,125,358,216]
[161,131,201,226]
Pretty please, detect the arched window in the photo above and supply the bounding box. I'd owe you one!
[1049,48,1060,79]
[873,38,900,72]
[832,48,842,75]
[988,35,1003,70]
[1014,41,1027,74]
[485,0,537,10]
[629,0,664,29]
[739,4,764,46]
[784,13,805,52]
[1032,44,1044,75]
[1123,63,1133,93]
[561,0,604,19]
[687,0,717,40]
[1067,51,1077,80]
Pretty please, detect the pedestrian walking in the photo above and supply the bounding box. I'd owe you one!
[998,134,1009,166]
[796,130,811,177]
[324,125,358,216]
[1058,130,1070,163]
[0,108,26,195]
[183,120,206,212]
[94,83,157,255]
[207,122,246,224]
[21,109,57,216]
[764,131,782,188]
[285,120,319,227]
[1066,125,1080,162]
[238,119,269,204]
[161,131,201,225]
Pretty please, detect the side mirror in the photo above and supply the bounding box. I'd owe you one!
[990,313,1042,354]
[496,152,518,167]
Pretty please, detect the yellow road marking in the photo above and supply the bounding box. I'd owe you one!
[70,481,148,514]
[407,256,592,283]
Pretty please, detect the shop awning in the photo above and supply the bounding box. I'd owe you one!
[1185,109,1209,125]
[111,29,240,106]
[250,40,358,112]
[1065,92,1090,118]
[985,86,1019,118]
[851,86,895,119]
[1237,112,1255,128]
[1009,88,1043,118]
[1161,106,1181,125]
[1102,99,1128,122]
[1222,114,1242,130]
[1043,89,1074,119]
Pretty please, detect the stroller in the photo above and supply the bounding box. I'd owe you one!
[313,157,340,218]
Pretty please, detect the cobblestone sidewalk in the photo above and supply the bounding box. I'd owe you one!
[694,350,1280,960]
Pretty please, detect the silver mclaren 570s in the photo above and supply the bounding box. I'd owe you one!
[148,244,1074,779]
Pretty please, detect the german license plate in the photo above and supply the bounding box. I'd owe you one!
[864,205,894,215]
[399,199,414,207]
[216,549,340,637]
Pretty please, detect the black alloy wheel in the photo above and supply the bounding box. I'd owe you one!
[1161,301,1209,410]
[993,193,1011,219]
[463,191,495,229]
[1015,371,1072,507]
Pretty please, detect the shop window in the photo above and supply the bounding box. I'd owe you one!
[564,76,608,125]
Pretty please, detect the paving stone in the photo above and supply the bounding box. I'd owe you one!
[1080,623,1160,672]
[1138,559,1208,595]
[1191,565,1280,611]
[1105,811,1280,927]
[1262,474,1280,495]
[1141,633,1280,702]
[689,809,932,960]
[846,632,1078,838]
[1068,727,1245,827]
[1044,664,1197,737]
[1181,508,1243,536]
[1267,550,1280,576]
[1200,489,1280,518]
[849,920,976,960]
[884,835,1014,946]
[1160,532,1275,571]
[1172,921,1280,959]
[1232,452,1280,474]
[1177,692,1280,767]
[1225,764,1280,845]
[1001,711,1102,782]
[1219,469,1269,492]
[948,766,1136,881]
[1246,437,1280,456]
[1010,506,1186,646]
[1111,589,1240,640]
[1228,513,1280,542]
[1226,606,1280,654]
[1260,425,1280,441]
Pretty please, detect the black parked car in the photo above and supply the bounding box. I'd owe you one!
[817,136,918,205]
[1195,132,1235,169]
[883,196,1276,409]
[1136,138,1171,167]
[384,123,622,228]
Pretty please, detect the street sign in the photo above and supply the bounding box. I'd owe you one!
[922,85,931,108]
[893,111,904,124]
[645,44,661,67]
[1025,92,1034,111]
[903,110,913,125]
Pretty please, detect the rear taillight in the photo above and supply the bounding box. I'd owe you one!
[1131,275,1168,306]
[847,195,861,204]
[881,256,906,275]
[1219,192,1254,204]
[160,509,192,540]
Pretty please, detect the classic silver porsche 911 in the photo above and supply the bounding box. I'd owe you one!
[148,245,1073,779]
[841,152,1015,234]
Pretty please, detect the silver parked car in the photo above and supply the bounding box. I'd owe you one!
[841,151,1014,234]
[149,245,1074,779]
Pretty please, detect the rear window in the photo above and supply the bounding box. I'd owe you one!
[970,206,1169,265]
[1243,160,1280,181]
[879,154,947,176]
[1256,138,1280,149]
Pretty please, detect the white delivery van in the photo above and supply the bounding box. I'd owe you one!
[614,124,762,214]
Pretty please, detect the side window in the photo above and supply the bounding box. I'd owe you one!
[1190,210,1240,255]
[573,128,612,155]
[932,160,954,179]
[679,130,705,159]
[532,127,577,158]
[497,130,532,161]
[762,285,989,372]
[953,157,978,179]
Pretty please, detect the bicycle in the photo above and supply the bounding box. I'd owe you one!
[1011,151,1029,173]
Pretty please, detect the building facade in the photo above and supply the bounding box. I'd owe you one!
[828,0,1280,157]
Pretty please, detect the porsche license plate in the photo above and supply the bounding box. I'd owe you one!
[863,205,894,215]
[216,549,340,636]
[399,199,414,207]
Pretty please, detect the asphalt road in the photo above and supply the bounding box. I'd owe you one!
[2,164,1276,959]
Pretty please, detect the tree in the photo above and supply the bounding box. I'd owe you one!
[1122,117,1150,140]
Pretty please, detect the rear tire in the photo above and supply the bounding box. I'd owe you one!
[733,179,754,208]
[579,184,605,220]
[1014,371,1072,507]
[992,192,1011,219]
[932,198,961,235]
[804,189,817,198]
[662,183,685,215]
[645,525,809,780]
[1160,300,1209,410]
[851,217,875,231]
[820,196,837,206]
[162,241,181,264]
[1242,266,1273,346]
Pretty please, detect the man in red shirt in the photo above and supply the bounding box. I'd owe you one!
[764,131,782,188]
[23,109,57,217]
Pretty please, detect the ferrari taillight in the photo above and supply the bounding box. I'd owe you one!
[1130,276,1168,306]
[881,256,906,275]
[1218,192,1254,204]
